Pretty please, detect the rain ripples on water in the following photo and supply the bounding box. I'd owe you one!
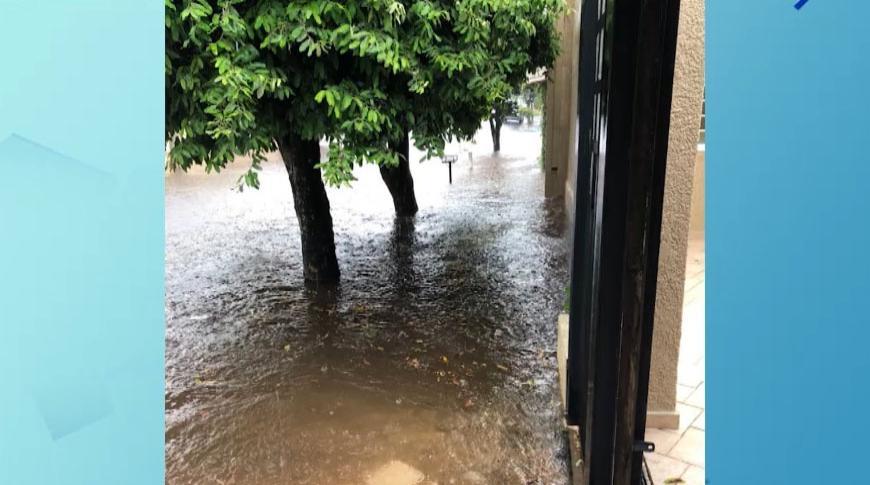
[165,124,570,484]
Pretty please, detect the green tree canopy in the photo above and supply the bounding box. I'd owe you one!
[165,0,564,282]
[166,0,562,186]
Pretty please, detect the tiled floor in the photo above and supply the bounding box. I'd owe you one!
[647,231,705,484]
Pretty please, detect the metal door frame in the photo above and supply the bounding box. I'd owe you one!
[565,0,682,483]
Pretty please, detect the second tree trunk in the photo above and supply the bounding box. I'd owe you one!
[489,117,502,152]
[380,131,419,217]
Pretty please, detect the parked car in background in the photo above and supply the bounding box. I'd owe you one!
[502,100,523,124]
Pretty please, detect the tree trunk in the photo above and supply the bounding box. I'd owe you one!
[379,130,419,216]
[489,117,502,152]
[276,134,340,284]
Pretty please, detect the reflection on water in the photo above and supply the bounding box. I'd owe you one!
[165,124,570,484]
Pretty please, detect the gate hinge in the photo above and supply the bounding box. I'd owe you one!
[633,441,655,453]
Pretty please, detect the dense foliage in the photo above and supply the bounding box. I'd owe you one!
[165,0,563,187]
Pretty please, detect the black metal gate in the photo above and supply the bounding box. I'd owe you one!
[565,0,682,484]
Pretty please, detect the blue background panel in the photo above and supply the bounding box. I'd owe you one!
[709,1,870,484]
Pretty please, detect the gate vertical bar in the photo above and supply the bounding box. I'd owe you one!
[586,0,637,481]
[628,0,682,483]
[565,0,682,483]
[610,0,682,480]
[566,0,608,429]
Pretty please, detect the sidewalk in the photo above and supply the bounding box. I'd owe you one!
[646,231,705,484]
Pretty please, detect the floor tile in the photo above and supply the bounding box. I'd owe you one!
[676,403,703,433]
[669,428,705,467]
[686,383,705,408]
[646,452,689,483]
[681,465,705,485]
[677,361,704,388]
[677,384,696,402]
[645,427,683,455]
[692,411,705,431]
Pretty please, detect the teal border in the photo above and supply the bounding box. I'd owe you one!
[0,1,164,483]
[3,0,870,483]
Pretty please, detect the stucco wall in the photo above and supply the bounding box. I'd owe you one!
[544,0,582,200]
[646,0,705,426]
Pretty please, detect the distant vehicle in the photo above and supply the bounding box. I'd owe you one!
[504,114,524,124]
[492,100,523,125]
[502,100,523,124]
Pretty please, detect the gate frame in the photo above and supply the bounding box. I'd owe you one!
[565,0,682,484]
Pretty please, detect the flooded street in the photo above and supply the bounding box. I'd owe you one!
[165,123,570,484]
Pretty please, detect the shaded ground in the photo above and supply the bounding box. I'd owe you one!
[165,122,570,484]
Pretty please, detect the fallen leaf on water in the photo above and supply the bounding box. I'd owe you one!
[353,304,368,313]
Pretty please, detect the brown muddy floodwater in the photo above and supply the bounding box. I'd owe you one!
[165,123,570,485]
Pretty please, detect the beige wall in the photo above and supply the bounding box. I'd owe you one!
[646,0,705,428]
[543,0,582,200]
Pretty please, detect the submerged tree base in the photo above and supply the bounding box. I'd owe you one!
[489,117,503,152]
[380,131,419,217]
[277,134,340,284]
